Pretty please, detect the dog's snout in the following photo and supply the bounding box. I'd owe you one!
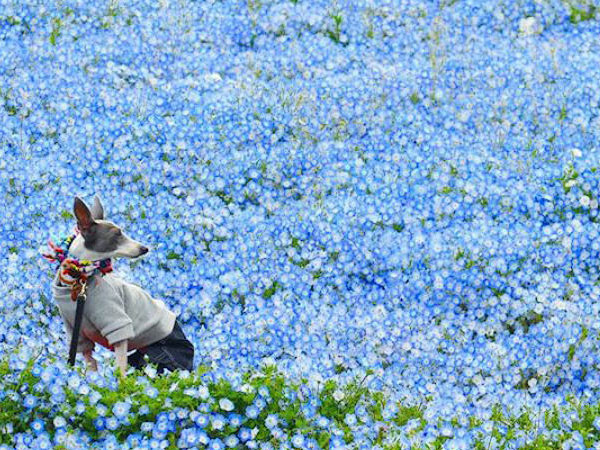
[140,246,149,255]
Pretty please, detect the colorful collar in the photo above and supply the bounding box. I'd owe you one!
[43,225,113,298]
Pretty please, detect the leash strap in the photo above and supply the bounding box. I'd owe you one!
[43,227,114,366]
[68,279,87,366]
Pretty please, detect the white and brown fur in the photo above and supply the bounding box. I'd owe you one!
[69,195,149,376]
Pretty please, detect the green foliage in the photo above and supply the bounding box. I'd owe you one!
[560,162,579,194]
[392,223,404,232]
[291,236,301,249]
[326,13,344,44]
[262,280,282,299]
[559,104,567,121]
[60,210,74,220]
[213,190,234,205]
[5,349,600,448]
[49,17,61,45]
[569,3,597,23]
[166,251,182,260]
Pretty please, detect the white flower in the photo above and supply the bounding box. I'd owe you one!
[219,398,234,411]
[519,16,541,36]
[239,383,256,394]
[197,385,210,400]
[332,390,345,401]
[53,416,66,428]
[565,179,579,188]
[144,365,157,379]
[265,414,278,428]
[204,73,222,84]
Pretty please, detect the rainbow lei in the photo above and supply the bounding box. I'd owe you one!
[43,225,113,297]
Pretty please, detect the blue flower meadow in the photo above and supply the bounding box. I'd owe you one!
[2,0,600,448]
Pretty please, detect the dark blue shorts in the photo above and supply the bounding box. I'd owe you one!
[128,320,195,374]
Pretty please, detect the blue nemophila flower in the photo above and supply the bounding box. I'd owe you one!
[96,404,108,417]
[105,416,119,431]
[88,390,102,405]
[194,413,209,428]
[4,0,600,447]
[254,397,266,409]
[211,414,226,431]
[228,413,244,427]
[32,433,53,450]
[23,394,38,409]
[224,434,239,448]
[208,438,225,450]
[93,417,105,431]
[126,433,144,447]
[112,401,132,419]
[52,416,66,429]
[75,401,86,415]
[30,419,45,435]
[344,413,357,426]
[291,433,305,448]
[145,386,159,398]
[258,386,270,397]
[245,405,259,419]
[238,427,253,442]
[178,427,200,448]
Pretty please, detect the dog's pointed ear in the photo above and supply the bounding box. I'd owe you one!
[91,195,104,220]
[74,197,95,234]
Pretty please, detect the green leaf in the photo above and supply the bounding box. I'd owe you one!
[50,18,61,46]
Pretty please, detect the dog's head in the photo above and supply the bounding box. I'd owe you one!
[68,195,149,261]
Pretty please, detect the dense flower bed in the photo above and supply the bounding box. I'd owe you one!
[2,0,600,448]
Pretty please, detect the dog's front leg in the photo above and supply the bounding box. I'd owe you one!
[114,340,128,377]
[83,349,98,372]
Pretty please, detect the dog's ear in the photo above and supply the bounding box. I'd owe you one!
[91,195,104,220]
[73,197,96,234]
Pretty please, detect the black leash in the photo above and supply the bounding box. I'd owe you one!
[68,279,88,366]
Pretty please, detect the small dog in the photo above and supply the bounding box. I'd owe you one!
[48,195,194,376]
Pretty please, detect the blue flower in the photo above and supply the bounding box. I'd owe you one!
[30,419,45,435]
[224,434,239,448]
[93,417,105,431]
[23,394,38,409]
[291,433,305,448]
[112,401,132,419]
[245,405,259,419]
[208,438,225,450]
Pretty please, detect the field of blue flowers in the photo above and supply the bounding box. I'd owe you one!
[2,0,600,448]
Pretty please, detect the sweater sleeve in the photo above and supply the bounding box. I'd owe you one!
[87,278,135,346]
[58,308,95,354]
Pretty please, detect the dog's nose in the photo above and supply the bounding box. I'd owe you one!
[140,246,149,255]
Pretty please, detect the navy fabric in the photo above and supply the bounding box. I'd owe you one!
[127,320,194,374]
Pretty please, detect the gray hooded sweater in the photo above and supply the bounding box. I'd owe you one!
[51,270,176,353]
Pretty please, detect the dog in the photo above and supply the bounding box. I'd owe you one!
[47,195,194,376]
